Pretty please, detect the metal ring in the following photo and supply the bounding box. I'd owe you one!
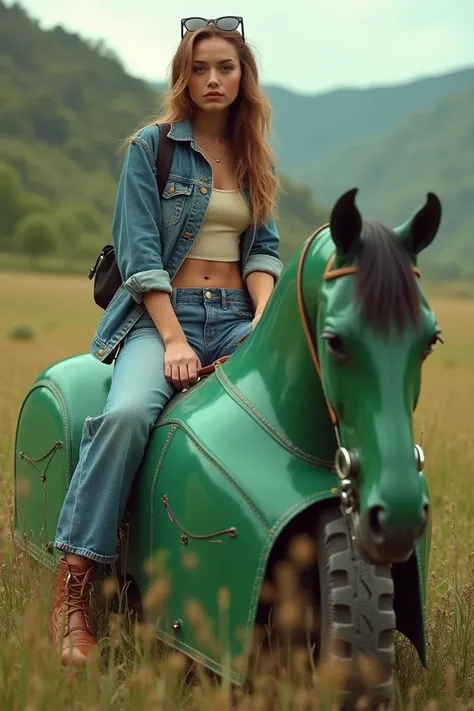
[414,444,425,472]
[335,447,352,480]
[172,619,182,632]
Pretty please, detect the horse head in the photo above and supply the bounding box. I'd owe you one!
[299,188,443,564]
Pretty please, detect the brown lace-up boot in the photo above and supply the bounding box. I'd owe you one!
[50,557,98,667]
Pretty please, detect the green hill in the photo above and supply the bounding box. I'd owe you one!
[0,2,326,270]
[294,86,474,279]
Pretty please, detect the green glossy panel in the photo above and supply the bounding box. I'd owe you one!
[15,384,69,557]
[160,373,339,527]
[123,377,339,682]
[129,424,268,679]
[219,239,338,465]
[14,355,113,565]
[39,355,112,466]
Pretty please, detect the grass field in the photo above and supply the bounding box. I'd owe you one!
[1,271,474,710]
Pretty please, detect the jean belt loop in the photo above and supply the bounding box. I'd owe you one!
[222,288,228,310]
[171,288,177,309]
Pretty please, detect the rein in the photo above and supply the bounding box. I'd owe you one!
[296,223,421,445]
[296,224,341,434]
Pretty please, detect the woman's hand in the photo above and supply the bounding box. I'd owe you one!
[164,339,202,391]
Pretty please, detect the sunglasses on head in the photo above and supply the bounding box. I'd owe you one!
[181,16,245,41]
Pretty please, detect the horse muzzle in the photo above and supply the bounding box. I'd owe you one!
[354,502,429,564]
[335,445,429,565]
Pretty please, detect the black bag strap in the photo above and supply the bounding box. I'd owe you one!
[156,123,175,195]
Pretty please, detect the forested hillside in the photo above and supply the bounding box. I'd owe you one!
[268,68,474,174]
[2,1,471,278]
[295,86,474,279]
[0,2,327,270]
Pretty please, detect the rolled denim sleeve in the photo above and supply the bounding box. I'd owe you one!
[112,133,171,303]
[243,214,284,282]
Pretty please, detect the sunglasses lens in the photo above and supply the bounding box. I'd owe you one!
[216,16,240,31]
[184,18,207,32]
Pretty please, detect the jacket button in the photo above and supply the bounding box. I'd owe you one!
[183,231,192,239]
[169,184,175,193]
[98,348,104,356]
[200,187,208,195]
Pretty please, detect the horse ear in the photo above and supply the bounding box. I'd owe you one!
[330,188,363,256]
[395,193,442,255]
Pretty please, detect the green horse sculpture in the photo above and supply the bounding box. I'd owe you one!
[14,188,443,709]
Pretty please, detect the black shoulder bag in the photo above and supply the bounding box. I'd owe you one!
[88,123,175,310]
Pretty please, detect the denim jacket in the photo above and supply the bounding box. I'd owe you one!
[90,119,283,364]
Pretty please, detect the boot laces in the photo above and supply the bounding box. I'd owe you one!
[65,569,94,634]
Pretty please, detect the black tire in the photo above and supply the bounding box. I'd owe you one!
[316,504,396,709]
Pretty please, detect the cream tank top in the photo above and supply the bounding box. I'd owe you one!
[186,188,250,262]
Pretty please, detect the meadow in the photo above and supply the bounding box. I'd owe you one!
[1,271,474,710]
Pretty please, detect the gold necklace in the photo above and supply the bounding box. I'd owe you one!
[195,136,228,163]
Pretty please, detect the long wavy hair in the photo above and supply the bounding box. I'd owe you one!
[137,27,278,227]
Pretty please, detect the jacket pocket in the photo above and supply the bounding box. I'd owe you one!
[161,180,193,229]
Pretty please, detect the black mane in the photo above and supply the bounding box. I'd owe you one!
[354,220,420,333]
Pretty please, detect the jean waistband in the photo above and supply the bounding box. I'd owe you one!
[170,287,252,307]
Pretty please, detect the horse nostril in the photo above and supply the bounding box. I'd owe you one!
[367,505,387,544]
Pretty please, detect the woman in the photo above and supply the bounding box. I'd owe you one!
[50,17,283,667]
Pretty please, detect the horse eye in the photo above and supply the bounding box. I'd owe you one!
[322,332,347,361]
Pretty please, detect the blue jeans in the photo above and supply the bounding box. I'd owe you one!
[55,287,253,564]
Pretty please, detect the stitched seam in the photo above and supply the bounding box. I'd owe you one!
[229,304,253,318]
[14,531,57,573]
[168,175,201,186]
[216,366,335,469]
[149,426,176,581]
[133,136,155,165]
[14,379,70,560]
[156,376,209,420]
[153,488,337,685]
[163,184,193,196]
[25,380,71,485]
[55,541,115,564]
[155,628,241,685]
[156,420,269,529]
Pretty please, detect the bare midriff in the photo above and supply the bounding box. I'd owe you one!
[171,258,245,289]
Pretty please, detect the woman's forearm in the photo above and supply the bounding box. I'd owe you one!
[143,290,186,345]
[246,271,275,314]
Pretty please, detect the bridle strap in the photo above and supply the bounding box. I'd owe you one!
[323,253,358,281]
[296,223,422,434]
[324,252,421,281]
[296,224,339,428]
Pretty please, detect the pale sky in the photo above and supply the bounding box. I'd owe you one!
[9,0,474,94]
